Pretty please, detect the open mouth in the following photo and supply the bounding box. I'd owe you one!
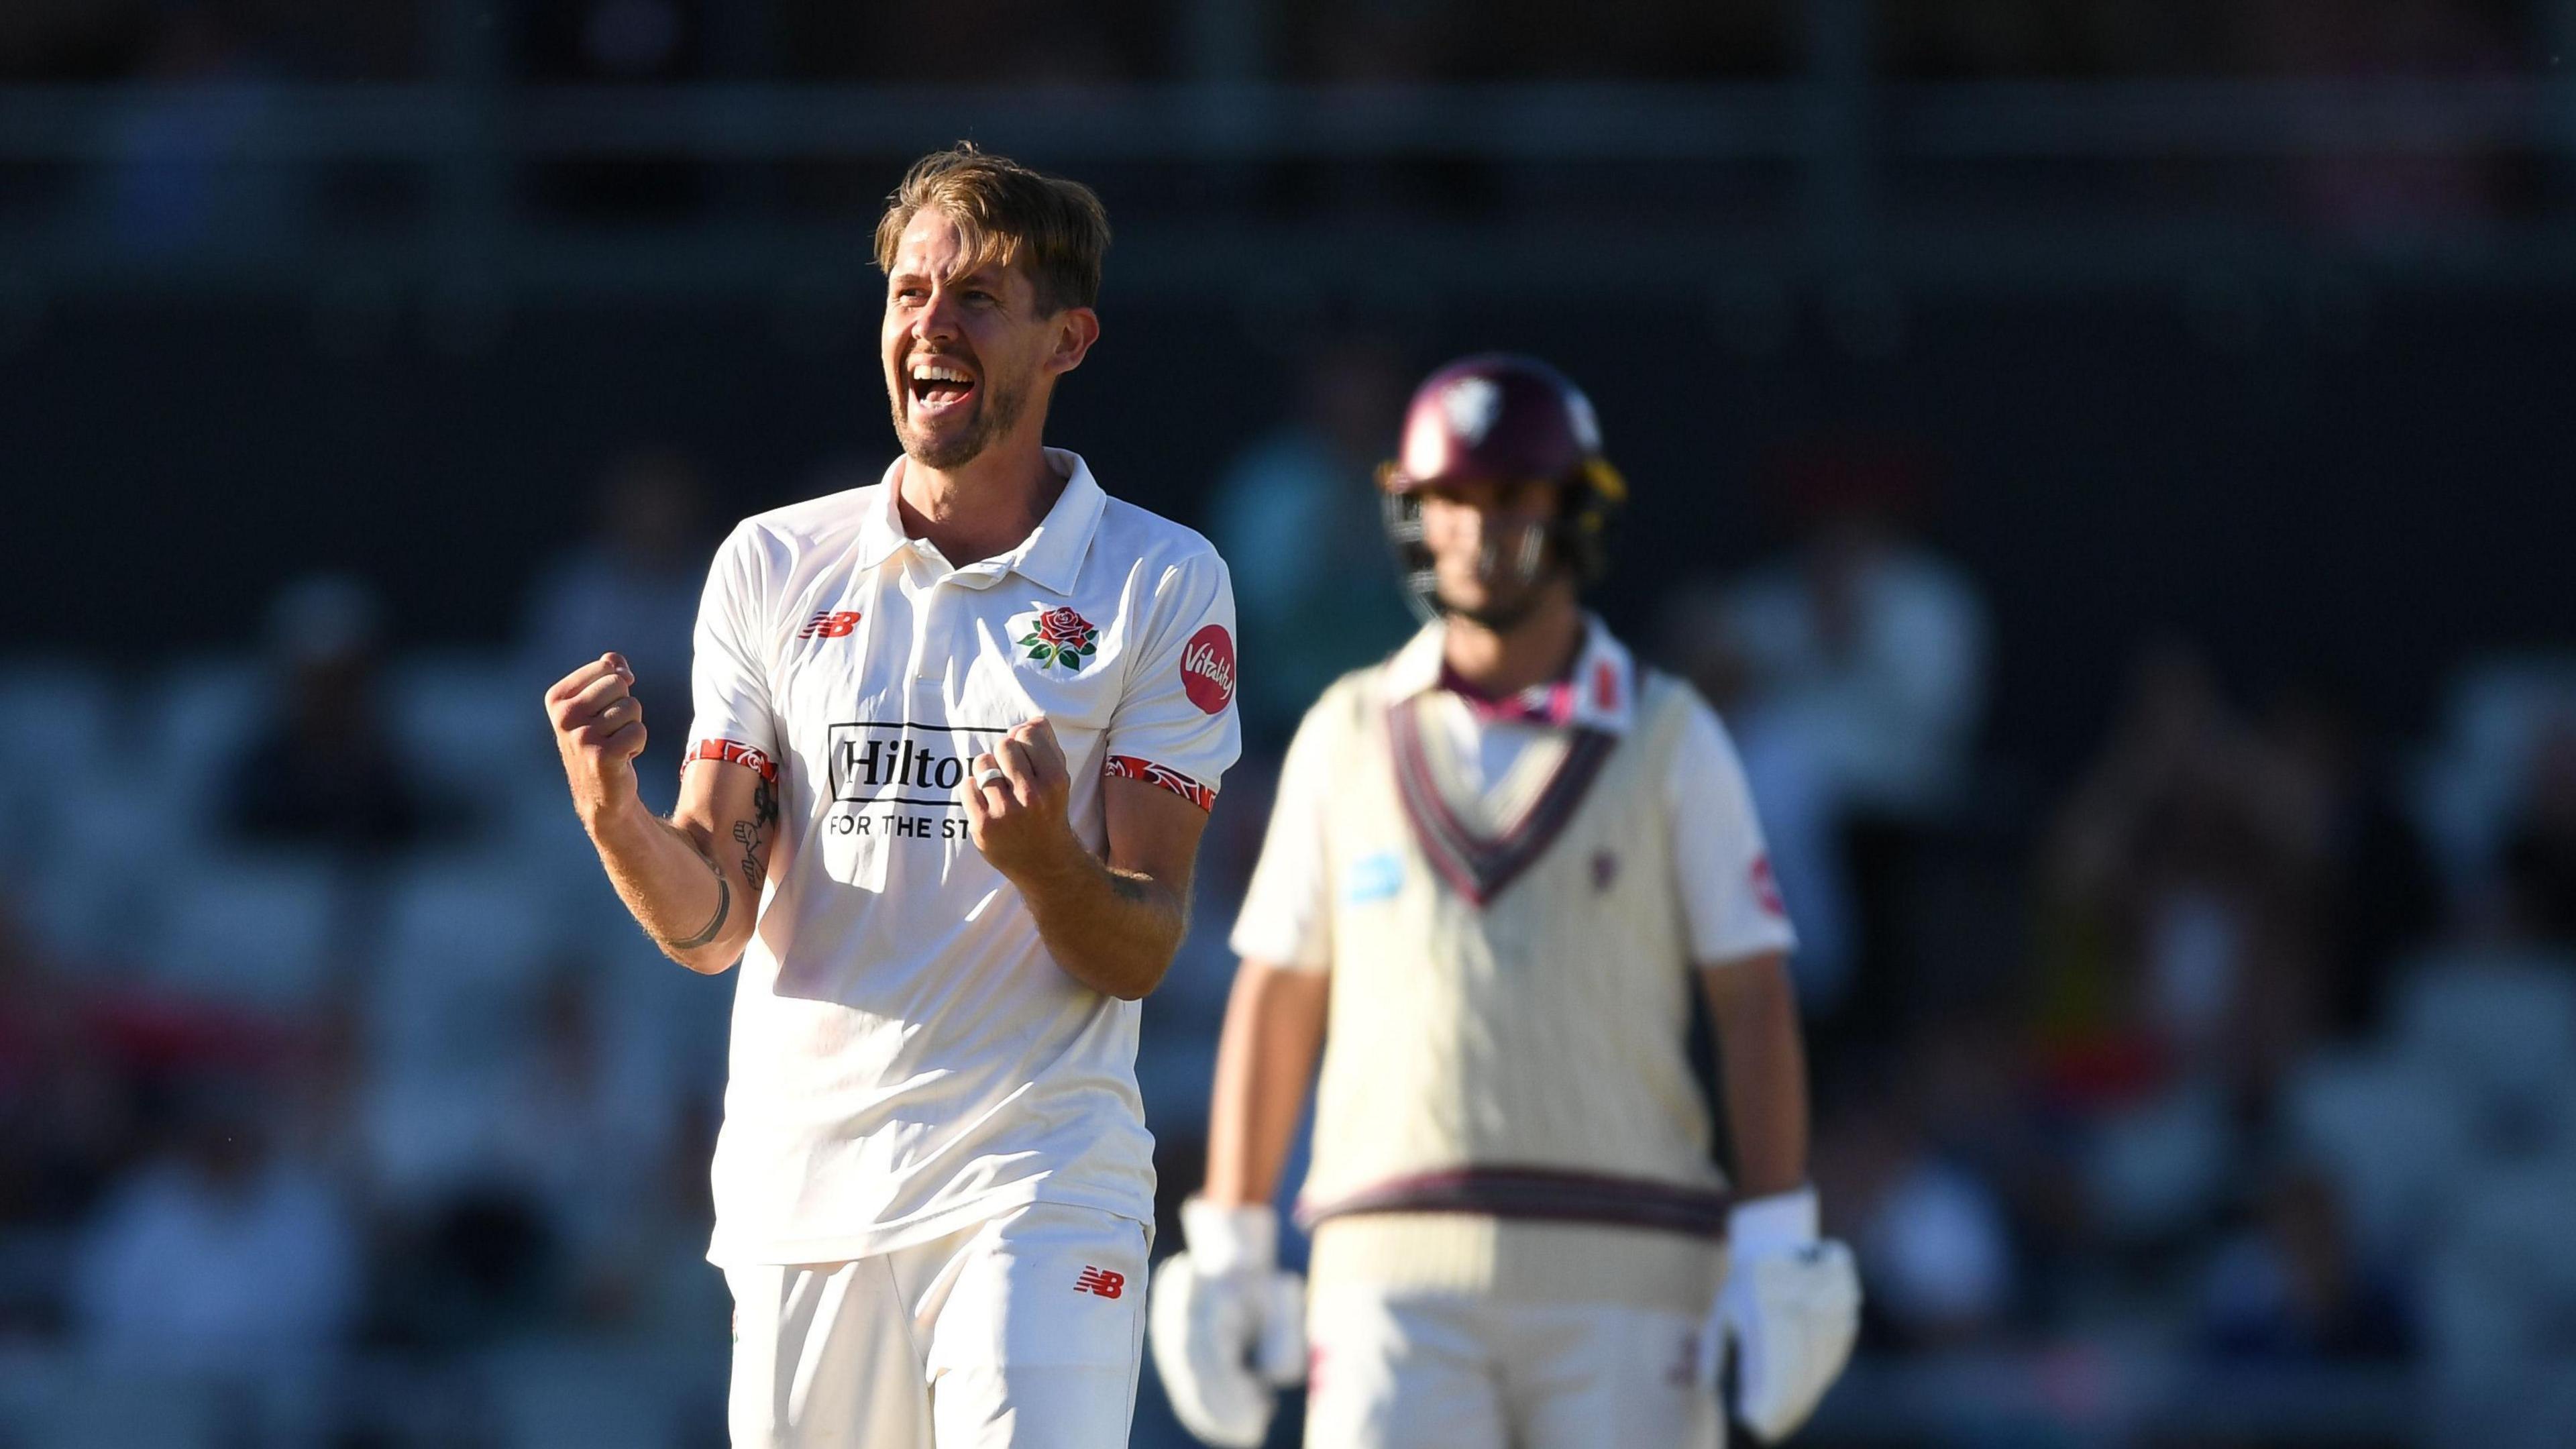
[907,358,978,413]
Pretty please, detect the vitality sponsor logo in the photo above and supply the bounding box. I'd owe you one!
[1751,853,1786,917]
[1072,1266,1126,1299]
[1180,624,1235,714]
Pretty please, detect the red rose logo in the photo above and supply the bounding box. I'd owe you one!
[1181,624,1235,714]
[1037,606,1090,646]
[1018,605,1099,672]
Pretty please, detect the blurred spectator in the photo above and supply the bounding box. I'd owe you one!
[2038,643,2327,1104]
[0,892,131,1333]
[1692,438,1990,1023]
[1855,1147,2017,1350]
[1661,580,1857,1011]
[96,3,294,256]
[2255,678,2443,1036]
[380,1184,564,1350]
[2416,657,2576,908]
[1205,335,1418,745]
[485,966,677,1328]
[221,574,428,853]
[2024,641,2392,1293]
[2198,1163,2412,1363]
[1725,438,1989,822]
[70,1074,360,1379]
[2498,714,2576,950]
[1815,1044,2019,1350]
[521,447,711,813]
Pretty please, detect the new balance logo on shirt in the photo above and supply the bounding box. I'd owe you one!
[798,610,862,641]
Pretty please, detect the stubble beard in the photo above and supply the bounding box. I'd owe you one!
[891,370,1030,472]
[1440,525,1560,633]
[1446,587,1549,635]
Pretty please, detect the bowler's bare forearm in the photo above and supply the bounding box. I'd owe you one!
[588,797,757,974]
[1701,952,1809,1198]
[1014,849,1188,1000]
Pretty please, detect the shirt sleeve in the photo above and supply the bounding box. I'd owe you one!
[1102,547,1242,810]
[1226,700,1336,971]
[682,521,784,782]
[1669,695,1799,965]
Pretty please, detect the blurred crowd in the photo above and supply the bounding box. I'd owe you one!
[0,0,2538,85]
[0,449,739,1443]
[3,0,2540,268]
[1,329,2572,1448]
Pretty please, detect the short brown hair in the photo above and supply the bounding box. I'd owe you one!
[874,144,1110,315]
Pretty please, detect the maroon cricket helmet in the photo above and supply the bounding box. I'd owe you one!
[1377,354,1628,616]
[1380,356,1627,496]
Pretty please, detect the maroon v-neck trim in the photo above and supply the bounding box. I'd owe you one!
[1389,697,1616,906]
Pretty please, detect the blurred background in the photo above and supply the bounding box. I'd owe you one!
[5,0,2576,1444]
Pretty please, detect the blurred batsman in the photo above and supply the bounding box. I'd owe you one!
[544,145,1240,1448]
[1152,357,1858,1447]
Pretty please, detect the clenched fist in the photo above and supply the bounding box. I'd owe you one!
[546,652,648,830]
[963,716,1079,883]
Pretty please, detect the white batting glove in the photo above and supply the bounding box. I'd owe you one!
[1149,1198,1307,1448]
[1707,1187,1862,1442]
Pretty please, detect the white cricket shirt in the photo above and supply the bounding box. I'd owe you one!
[685,449,1240,1267]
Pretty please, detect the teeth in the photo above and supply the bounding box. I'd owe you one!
[910,364,970,383]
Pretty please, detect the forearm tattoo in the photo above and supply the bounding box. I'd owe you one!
[665,855,731,951]
[1108,867,1187,935]
[731,777,777,894]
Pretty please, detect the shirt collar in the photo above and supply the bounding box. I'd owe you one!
[854,447,1108,594]
[1383,613,1638,735]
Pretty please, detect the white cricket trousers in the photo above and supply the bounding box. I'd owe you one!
[1303,1284,1724,1449]
[724,1202,1150,1449]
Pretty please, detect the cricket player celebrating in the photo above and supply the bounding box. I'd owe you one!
[1150,356,1859,1447]
[543,146,1240,1448]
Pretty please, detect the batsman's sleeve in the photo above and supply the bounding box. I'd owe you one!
[1226,702,1336,971]
[1103,547,1242,811]
[1669,696,1799,965]
[684,521,784,773]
